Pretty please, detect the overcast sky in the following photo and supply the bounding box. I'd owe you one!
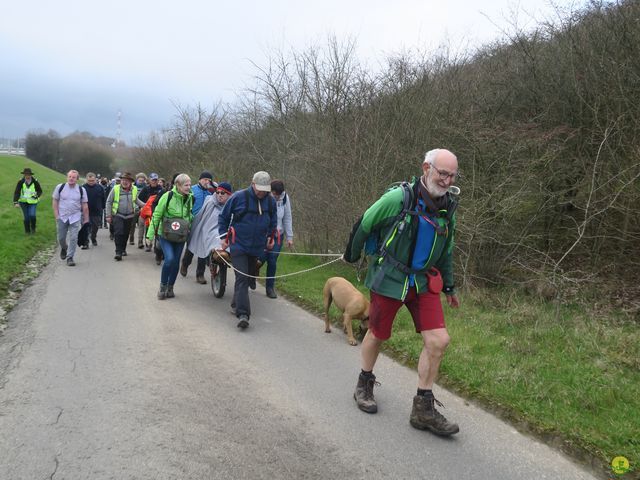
[0,0,587,144]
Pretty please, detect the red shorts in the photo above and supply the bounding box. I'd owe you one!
[369,287,445,340]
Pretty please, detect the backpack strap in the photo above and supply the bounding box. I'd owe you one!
[163,190,174,218]
[163,190,193,218]
[231,188,252,224]
[269,195,276,218]
[376,182,418,256]
[58,183,84,200]
[154,190,174,236]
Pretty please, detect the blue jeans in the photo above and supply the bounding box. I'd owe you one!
[159,237,185,285]
[20,203,37,221]
[260,240,283,290]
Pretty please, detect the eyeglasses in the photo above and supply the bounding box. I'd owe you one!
[431,165,458,181]
[216,191,228,196]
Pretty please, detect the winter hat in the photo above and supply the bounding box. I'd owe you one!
[217,182,233,195]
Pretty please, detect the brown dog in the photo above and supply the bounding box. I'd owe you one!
[323,277,370,346]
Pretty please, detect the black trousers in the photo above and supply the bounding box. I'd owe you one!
[128,214,138,243]
[113,216,134,254]
[182,249,208,276]
[230,252,259,319]
[89,214,102,242]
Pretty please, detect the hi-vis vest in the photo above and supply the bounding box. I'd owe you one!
[111,185,138,215]
[20,182,39,204]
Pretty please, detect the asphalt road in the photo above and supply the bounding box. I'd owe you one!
[0,229,599,479]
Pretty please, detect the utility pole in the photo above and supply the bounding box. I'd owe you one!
[112,109,122,148]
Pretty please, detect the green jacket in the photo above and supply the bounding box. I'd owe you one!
[147,187,194,241]
[348,181,456,300]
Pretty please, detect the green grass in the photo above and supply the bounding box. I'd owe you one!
[0,155,65,296]
[273,254,639,477]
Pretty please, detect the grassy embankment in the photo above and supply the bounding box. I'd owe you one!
[0,155,65,298]
[272,254,638,477]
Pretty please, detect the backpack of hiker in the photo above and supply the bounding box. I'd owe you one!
[139,194,157,227]
[344,180,458,263]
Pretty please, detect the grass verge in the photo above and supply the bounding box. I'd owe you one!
[0,155,64,304]
[272,253,638,478]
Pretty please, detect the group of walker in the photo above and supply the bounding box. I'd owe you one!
[14,166,294,325]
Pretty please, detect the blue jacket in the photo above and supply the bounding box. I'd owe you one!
[191,183,212,216]
[218,186,277,256]
[82,183,106,215]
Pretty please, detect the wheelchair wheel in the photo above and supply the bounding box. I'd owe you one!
[211,262,227,298]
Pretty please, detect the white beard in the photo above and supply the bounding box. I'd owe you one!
[422,175,448,198]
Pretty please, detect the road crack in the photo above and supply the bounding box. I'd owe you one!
[48,407,64,426]
[48,455,59,480]
[67,340,84,373]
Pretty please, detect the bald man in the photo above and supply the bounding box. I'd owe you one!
[344,148,461,436]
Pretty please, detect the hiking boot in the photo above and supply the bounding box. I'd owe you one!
[145,246,152,252]
[157,283,168,300]
[166,285,175,298]
[81,244,89,250]
[266,288,277,299]
[129,240,135,245]
[60,247,67,260]
[249,277,256,290]
[237,315,249,329]
[122,251,127,256]
[196,275,207,284]
[409,395,459,436]
[114,254,122,261]
[354,372,379,413]
[180,263,188,277]
[92,240,98,246]
[66,257,76,267]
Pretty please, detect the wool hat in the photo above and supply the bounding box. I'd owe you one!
[252,171,271,192]
[199,171,213,181]
[217,182,233,195]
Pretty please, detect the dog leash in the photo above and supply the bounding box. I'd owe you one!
[216,253,344,280]
[273,252,342,257]
[214,232,344,279]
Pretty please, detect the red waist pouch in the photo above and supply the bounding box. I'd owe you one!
[426,268,443,294]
